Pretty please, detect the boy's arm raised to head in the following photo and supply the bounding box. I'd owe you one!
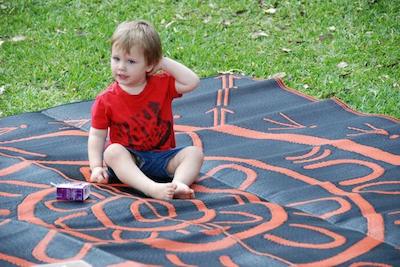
[159,57,200,94]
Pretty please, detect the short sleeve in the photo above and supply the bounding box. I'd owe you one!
[91,96,109,129]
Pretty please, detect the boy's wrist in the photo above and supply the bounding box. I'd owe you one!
[161,56,174,67]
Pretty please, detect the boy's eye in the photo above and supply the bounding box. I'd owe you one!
[112,56,120,61]
[128,59,136,64]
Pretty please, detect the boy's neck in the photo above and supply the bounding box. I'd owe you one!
[118,81,147,95]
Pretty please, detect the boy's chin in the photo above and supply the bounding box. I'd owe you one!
[116,78,131,86]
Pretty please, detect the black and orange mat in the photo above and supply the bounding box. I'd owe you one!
[1,75,400,266]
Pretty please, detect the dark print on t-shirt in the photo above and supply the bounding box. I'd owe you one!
[111,101,172,151]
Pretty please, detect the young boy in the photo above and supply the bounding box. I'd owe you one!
[88,20,204,200]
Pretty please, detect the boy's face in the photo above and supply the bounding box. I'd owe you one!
[111,44,153,89]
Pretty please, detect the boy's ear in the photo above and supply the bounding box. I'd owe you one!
[147,58,163,75]
[146,64,155,73]
[146,60,161,75]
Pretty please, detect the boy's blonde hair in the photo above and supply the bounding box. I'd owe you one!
[111,20,162,67]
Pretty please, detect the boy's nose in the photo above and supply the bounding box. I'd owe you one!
[117,62,126,70]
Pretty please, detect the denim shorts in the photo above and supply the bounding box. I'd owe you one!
[107,146,184,183]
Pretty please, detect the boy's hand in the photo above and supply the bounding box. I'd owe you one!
[90,166,109,184]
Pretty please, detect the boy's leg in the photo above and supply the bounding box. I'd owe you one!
[104,143,177,200]
[167,146,204,199]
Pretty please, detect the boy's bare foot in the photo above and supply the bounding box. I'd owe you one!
[147,182,177,200]
[173,181,195,199]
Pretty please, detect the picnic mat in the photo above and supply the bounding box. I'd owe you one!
[1,75,399,266]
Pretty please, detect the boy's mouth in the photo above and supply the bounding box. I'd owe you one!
[117,74,129,80]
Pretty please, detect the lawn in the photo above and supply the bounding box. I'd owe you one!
[1,0,399,118]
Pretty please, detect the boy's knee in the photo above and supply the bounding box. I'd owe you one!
[104,143,126,163]
[187,146,204,163]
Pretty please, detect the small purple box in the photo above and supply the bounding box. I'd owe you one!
[56,182,91,201]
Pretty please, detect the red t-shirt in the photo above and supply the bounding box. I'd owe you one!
[91,73,182,151]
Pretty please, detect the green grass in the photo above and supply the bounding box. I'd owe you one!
[1,0,399,118]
